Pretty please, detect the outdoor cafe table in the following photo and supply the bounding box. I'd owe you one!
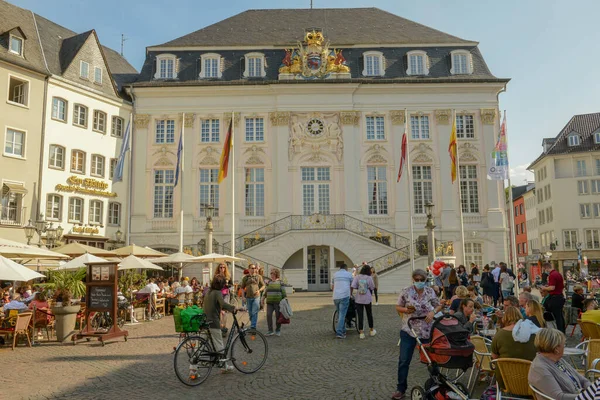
[563,347,586,369]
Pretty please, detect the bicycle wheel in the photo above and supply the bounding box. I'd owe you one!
[231,328,268,374]
[90,313,101,330]
[174,336,213,386]
[332,310,339,334]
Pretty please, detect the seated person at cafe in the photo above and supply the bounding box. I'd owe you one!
[529,328,590,400]
[491,306,537,388]
[2,293,28,315]
[449,286,469,314]
[174,279,193,302]
[467,286,484,305]
[525,299,546,328]
[572,286,586,312]
[495,295,520,320]
[519,291,533,317]
[454,298,477,333]
[581,299,600,325]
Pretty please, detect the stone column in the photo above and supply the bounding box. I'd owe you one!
[340,111,361,215]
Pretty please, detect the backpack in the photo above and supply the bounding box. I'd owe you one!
[358,278,368,295]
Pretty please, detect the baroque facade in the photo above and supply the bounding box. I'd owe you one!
[128,8,509,290]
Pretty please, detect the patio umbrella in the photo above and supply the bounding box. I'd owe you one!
[112,244,167,258]
[53,242,116,257]
[0,238,69,260]
[191,253,247,264]
[0,256,45,281]
[118,255,163,271]
[52,253,108,271]
[147,252,198,264]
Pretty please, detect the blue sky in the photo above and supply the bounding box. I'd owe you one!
[12,0,600,183]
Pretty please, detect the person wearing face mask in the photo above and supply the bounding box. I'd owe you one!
[541,262,566,332]
[392,269,443,400]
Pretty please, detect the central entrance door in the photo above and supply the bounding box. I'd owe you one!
[307,246,330,291]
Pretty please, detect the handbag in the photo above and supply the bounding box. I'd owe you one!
[277,313,290,325]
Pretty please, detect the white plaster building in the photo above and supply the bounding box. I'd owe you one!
[129,8,509,290]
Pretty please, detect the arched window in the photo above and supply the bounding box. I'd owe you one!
[362,51,384,77]
[367,165,387,215]
[244,52,266,78]
[154,54,177,79]
[406,51,429,76]
[200,53,222,79]
[450,50,473,75]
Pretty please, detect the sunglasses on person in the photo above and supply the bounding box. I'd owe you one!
[413,278,426,282]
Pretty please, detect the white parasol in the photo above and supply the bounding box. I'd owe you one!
[0,256,46,281]
[0,238,69,260]
[118,255,164,271]
[52,253,108,271]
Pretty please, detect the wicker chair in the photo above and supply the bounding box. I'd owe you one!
[575,339,600,377]
[32,305,55,341]
[0,311,33,350]
[579,321,600,341]
[492,358,532,400]
[529,384,555,400]
[467,335,494,396]
[155,298,166,316]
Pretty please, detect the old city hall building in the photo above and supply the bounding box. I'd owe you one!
[129,8,509,290]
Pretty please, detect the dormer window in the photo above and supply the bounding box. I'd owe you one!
[154,54,177,79]
[362,51,384,77]
[450,50,473,75]
[200,53,222,79]
[9,35,23,56]
[80,61,89,79]
[244,53,266,78]
[595,132,600,144]
[406,51,429,76]
[94,67,102,84]
[568,134,581,147]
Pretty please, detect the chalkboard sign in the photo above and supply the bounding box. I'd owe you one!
[89,285,114,310]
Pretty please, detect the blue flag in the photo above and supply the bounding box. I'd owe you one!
[113,119,130,182]
[174,125,183,187]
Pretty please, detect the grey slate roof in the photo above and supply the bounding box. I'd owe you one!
[0,0,48,75]
[157,8,473,47]
[528,112,600,169]
[512,185,529,201]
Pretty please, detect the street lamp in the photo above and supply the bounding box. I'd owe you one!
[576,242,583,274]
[204,204,215,283]
[115,229,123,243]
[24,219,36,245]
[425,201,436,265]
[46,222,57,248]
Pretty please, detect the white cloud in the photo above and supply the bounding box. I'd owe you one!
[510,164,534,184]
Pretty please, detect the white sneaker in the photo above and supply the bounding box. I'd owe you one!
[375,302,379,305]
[359,332,365,339]
[220,365,234,374]
[370,329,377,337]
[132,319,139,323]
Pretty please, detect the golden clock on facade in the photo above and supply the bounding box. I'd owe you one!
[307,118,324,136]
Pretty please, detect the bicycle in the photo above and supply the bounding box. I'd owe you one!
[91,311,125,330]
[332,297,360,334]
[173,311,268,386]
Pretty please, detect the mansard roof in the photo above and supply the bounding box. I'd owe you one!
[156,8,474,48]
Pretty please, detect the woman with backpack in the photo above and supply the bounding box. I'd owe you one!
[351,264,376,339]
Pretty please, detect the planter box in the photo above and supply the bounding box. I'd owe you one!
[131,307,146,321]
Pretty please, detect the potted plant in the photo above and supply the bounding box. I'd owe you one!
[44,268,86,342]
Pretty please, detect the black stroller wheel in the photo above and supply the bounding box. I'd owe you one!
[411,386,426,400]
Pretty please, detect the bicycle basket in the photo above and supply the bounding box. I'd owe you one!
[179,306,206,332]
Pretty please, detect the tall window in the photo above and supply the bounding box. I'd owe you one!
[49,144,65,169]
[8,76,28,106]
[112,116,124,137]
[538,210,545,225]
[302,167,330,215]
[93,111,106,133]
[80,61,89,79]
[578,180,589,195]
[9,35,23,55]
[109,158,117,180]
[464,242,483,267]
[52,98,67,121]
[204,58,219,78]
[568,135,581,147]
[410,115,429,139]
[4,128,25,158]
[159,58,174,79]
[366,116,385,140]
[247,57,262,77]
[408,53,427,75]
[563,230,578,250]
[245,168,265,217]
[89,200,103,224]
[71,150,85,173]
[586,229,600,249]
[451,52,469,74]
[46,195,62,221]
[199,169,219,216]
[201,119,220,143]
[597,159,600,175]
[413,165,432,214]
[94,67,102,84]
[595,132,600,144]
[68,197,83,223]
[460,165,479,213]
[154,170,174,218]
[367,166,387,215]
[576,160,587,177]
[245,118,264,142]
[108,202,121,226]
[155,119,175,144]
[91,155,105,177]
[456,115,475,139]
[73,104,87,127]
[593,180,600,194]
[593,203,600,218]
[364,54,382,76]
[580,203,591,218]
[0,191,22,223]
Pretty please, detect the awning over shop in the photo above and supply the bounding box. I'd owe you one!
[2,182,28,196]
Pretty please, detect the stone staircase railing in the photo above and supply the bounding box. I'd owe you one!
[369,240,455,275]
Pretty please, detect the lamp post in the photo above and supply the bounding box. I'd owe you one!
[576,242,583,275]
[425,201,436,265]
[23,214,60,247]
[24,219,36,245]
[204,204,215,281]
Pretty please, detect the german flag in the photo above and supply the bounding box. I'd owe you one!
[218,119,233,183]
[448,116,458,183]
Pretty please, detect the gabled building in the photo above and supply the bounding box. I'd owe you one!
[528,112,600,273]
[129,8,509,289]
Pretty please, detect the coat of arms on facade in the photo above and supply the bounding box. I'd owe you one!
[279,30,350,80]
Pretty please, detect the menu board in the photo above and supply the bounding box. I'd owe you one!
[89,285,114,310]
[91,266,111,281]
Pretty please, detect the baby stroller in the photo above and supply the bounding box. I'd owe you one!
[408,315,474,400]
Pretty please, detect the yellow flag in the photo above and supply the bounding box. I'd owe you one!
[448,117,457,183]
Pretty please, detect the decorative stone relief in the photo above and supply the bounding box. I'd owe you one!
[289,112,343,162]
[435,109,452,125]
[390,110,406,125]
[414,143,433,153]
[269,112,291,126]
[134,114,150,129]
[459,142,479,152]
[480,109,496,125]
[339,111,360,126]
[460,152,478,162]
[184,113,196,128]
[413,153,433,163]
[224,113,241,128]
[152,146,176,157]
[154,157,173,166]
[243,145,266,165]
[198,146,219,165]
[367,154,387,164]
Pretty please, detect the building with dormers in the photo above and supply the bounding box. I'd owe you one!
[528,112,600,274]
[130,8,510,290]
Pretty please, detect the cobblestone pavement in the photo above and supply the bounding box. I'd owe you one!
[1,293,581,400]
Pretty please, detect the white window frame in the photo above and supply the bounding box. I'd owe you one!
[155,119,176,144]
[111,116,124,138]
[576,160,587,177]
[563,230,578,250]
[464,242,483,268]
[154,54,177,79]
[91,154,105,178]
[586,229,600,250]
[413,165,433,214]
[49,144,65,170]
[153,169,175,218]
[301,167,330,215]
[73,104,88,128]
[597,159,600,176]
[109,158,117,180]
[71,150,86,174]
[68,197,84,223]
[244,53,266,78]
[9,34,23,56]
[200,119,220,143]
[362,51,384,77]
[4,127,26,159]
[591,179,600,194]
[595,132,600,144]
[51,97,67,122]
[200,53,222,79]
[450,50,473,75]
[406,50,429,76]
[410,114,430,140]
[94,67,102,84]
[580,203,592,219]
[199,169,219,217]
[366,115,385,140]
[456,114,475,139]
[593,203,600,218]
[460,165,479,214]
[245,117,264,142]
[93,110,107,133]
[367,166,388,215]
[245,168,265,217]
[108,202,121,226]
[89,200,103,225]
[80,61,89,79]
[568,134,581,147]
[46,194,62,221]
[578,180,589,195]
[7,75,29,107]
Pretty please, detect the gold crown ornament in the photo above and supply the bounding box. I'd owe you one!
[305,30,324,46]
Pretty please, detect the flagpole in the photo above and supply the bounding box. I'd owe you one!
[454,110,467,266]
[405,109,415,271]
[504,111,519,290]
[126,112,133,245]
[179,113,185,280]
[230,111,236,284]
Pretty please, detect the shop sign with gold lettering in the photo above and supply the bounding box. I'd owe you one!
[55,176,117,198]
[73,226,100,234]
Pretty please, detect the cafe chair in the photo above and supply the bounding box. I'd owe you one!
[529,384,556,400]
[32,306,55,341]
[579,321,600,341]
[467,335,494,396]
[575,339,600,372]
[155,298,166,316]
[0,311,33,350]
[492,358,532,400]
